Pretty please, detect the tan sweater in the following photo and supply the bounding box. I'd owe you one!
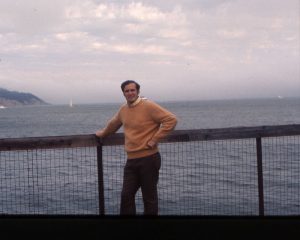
[101,98,177,159]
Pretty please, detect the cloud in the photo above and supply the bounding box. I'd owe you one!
[216,30,247,39]
[0,0,68,34]
[0,0,299,104]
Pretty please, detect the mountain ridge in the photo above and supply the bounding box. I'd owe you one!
[0,88,48,107]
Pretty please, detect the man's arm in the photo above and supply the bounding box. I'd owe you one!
[95,113,122,138]
[148,102,177,147]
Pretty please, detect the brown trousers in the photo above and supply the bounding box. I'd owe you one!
[120,152,161,215]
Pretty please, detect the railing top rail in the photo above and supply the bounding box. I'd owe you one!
[1,124,300,151]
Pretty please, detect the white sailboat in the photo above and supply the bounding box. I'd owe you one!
[0,105,6,109]
[69,99,73,107]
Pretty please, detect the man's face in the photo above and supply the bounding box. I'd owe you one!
[123,83,139,104]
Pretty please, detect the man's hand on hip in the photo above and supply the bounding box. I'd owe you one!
[147,140,157,149]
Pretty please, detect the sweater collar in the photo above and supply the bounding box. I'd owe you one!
[128,96,142,107]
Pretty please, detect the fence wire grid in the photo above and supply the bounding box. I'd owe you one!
[0,135,299,216]
[0,147,98,215]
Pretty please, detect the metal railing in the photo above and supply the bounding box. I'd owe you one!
[0,124,300,216]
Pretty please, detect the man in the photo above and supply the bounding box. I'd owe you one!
[95,80,177,215]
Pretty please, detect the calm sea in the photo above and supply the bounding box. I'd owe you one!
[1,98,300,138]
[0,98,300,215]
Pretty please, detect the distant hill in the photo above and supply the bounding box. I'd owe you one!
[0,88,48,107]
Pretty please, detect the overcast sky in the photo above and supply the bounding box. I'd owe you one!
[0,0,299,104]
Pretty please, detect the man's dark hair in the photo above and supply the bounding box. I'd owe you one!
[121,80,140,92]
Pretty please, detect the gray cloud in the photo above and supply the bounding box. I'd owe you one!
[0,0,299,104]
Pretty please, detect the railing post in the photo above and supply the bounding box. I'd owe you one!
[256,137,264,216]
[96,138,105,215]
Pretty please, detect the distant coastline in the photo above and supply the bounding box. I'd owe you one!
[0,88,48,107]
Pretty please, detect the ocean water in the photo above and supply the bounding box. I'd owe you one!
[1,98,300,138]
[0,98,300,215]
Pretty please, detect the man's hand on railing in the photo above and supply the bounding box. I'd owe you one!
[95,129,105,138]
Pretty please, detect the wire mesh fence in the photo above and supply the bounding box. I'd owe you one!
[0,147,99,215]
[262,136,300,216]
[0,126,300,216]
[102,139,260,215]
